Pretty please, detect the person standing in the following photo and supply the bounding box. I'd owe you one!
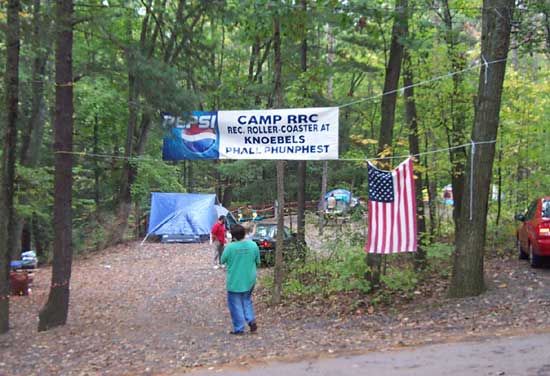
[327,193,337,212]
[221,224,260,335]
[211,215,226,269]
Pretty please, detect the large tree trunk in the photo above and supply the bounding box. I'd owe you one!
[272,13,284,305]
[368,0,408,286]
[449,0,514,298]
[403,48,427,270]
[0,0,21,334]
[38,0,74,331]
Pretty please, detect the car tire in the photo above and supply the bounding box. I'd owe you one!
[529,243,542,268]
[518,239,528,260]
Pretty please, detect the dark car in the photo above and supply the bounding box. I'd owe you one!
[249,223,300,265]
[516,197,550,267]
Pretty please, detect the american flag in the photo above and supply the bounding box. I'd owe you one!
[366,157,417,254]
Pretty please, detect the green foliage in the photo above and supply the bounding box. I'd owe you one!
[425,241,453,278]
[259,241,372,298]
[426,242,454,260]
[6,0,550,268]
[380,267,418,294]
[131,160,186,209]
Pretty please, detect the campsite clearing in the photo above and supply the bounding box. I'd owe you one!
[2,241,550,375]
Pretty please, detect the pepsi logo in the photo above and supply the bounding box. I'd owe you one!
[180,114,218,154]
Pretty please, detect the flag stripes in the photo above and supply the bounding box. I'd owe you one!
[366,157,417,254]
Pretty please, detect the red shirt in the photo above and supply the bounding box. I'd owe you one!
[211,221,226,245]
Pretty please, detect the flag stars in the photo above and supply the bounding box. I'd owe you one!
[368,166,394,203]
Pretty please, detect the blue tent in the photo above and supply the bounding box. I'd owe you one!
[147,193,219,242]
[324,189,352,203]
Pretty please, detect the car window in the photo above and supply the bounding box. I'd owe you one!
[526,199,538,220]
[253,225,291,239]
[543,200,550,218]
[255,226,269,237]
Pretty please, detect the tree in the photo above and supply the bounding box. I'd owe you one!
[38,0,74,331]
[107,1,203,245]
[449,0,515,298]
[439,0,470,228]
[368,0,408,287]
[403,48,428,269]
[296,0,308,259]
[0,0,21,334]
[272,11,284,305]
[19,0,52,257]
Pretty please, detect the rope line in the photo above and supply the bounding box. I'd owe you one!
[337,139,496,162]
[338,57,507,109]
[55,139,497,163]
[54,57,506,163]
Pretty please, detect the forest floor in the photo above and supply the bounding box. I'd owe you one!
[2,227,550,375]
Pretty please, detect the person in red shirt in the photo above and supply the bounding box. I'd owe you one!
[211,215,226,269]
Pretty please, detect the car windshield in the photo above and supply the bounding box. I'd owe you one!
[253,225,291,238]
[543,200,550,218]
[254,225,276,238]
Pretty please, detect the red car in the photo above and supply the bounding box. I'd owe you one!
[516,197,550,267]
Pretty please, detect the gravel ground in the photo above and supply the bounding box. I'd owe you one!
[1,233,550,375]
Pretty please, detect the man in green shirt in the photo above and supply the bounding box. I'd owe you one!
[221,224,260,335]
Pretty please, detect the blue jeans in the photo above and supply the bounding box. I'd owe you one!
[227,287,255,333]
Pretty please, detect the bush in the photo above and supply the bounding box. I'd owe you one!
[258,241,371,298]
[380,267,418,294]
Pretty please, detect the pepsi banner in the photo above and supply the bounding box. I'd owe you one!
[162,107,339,160]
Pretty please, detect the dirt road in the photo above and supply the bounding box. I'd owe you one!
[189,332,550,376]
[2,240,550,375]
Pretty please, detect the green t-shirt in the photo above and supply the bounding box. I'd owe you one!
[221,239,260,293]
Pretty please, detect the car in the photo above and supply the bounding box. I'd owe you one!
[249,223,301,265]
[515,197,550,268]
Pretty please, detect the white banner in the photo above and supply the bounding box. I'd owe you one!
[162,107,339,160]
[218,107,339,160]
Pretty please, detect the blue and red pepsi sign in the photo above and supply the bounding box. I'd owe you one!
[162,107,339,160]
[162,112,220,160]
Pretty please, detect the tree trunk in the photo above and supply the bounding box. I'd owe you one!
[426,169,438,241]
[441,0,468,229]
[319,23,334,236]
[20,0,50,167]
[93,114,101,210]
[108,52,138,245]
[368,0,408,287]
[495,148,503,227]
[0,0,21,334]
[18,0,51,259]
[296,0,308,260]
[32,211,48,261]
[403,48,427,270]
[449,0,514,298]
[108,5,161,246]
[272,13,284,305]
[377,0,408,157]
[108,15,140,246]
[38,0,74,331]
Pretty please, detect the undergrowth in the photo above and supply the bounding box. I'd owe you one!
[259,232,455,310]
